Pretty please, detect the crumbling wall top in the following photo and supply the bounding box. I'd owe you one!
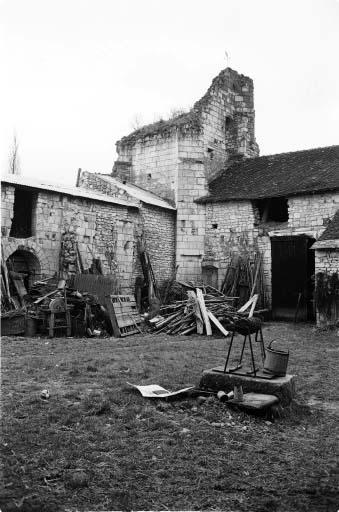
[116,67,253,149]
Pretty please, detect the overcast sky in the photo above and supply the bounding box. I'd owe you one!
[1,0,338,186]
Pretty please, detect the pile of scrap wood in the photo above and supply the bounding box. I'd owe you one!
[149,286,261,336]
[221,251,267,309]
[137,238,158,301]
[24,278,113,337]
[1,269,121,337]
[1,245,27,314]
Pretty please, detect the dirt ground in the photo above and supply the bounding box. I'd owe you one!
[1,322,338,512]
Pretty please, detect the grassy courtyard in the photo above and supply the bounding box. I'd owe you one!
[1,322,338,512]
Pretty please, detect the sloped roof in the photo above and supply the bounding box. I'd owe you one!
[95,174,176,210]
[197,145,339,203]
[318,210,339,241]
[1,174,139,208]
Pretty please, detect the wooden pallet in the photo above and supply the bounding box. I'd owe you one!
[105,295,142,337]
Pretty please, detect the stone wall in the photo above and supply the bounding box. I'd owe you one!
[205,191,339,303]
[199,69,259,161]
[205,200,258,288]
[288,193,339,231]
[258,192,339,302]
[176,135,209,281]
[1,186,15,237]
[77,171,137,205]
[113,68,259,207]
[1,183,141,293]
[77,171,177,288]
[140,204,176,285]
[315,249,339,274]
[114,134,178,204]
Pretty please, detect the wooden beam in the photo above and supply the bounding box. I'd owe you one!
[237,294,259,314]
[196,288,212,336]
[207,310,229,337]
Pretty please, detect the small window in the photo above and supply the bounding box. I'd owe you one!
[207,147,214,160]
[254,197,288,223]
[212,223,218,229]
[225,116,233,130]
[10,188,37,238]
[147,173,152,180]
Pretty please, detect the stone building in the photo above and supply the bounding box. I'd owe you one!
[1,174,175,293]
[197,145,339,321]
[2,66,338,324]
[109,67,259,282]
[81,66,338,323]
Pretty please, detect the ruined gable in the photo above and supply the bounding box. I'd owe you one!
[113,67,259,204]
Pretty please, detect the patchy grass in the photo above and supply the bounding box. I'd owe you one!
[1,323,338,512]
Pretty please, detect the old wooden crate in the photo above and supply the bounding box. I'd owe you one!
[105,295,142,337]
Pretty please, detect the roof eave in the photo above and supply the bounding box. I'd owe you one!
[311,239,339,250]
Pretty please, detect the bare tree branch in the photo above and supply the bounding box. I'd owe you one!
[8,134,20,175]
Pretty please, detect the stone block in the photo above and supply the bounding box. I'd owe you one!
[199,368,296,406]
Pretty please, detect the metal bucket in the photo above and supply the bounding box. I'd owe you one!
[264,339,289,377]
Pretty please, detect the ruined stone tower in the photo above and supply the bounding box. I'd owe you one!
[113,67,259,280]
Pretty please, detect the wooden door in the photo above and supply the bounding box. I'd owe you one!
[271,236,314,320]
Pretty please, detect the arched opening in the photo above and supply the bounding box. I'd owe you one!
[6,249,42,291]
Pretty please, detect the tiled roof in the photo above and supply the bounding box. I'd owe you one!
[96,175,176,210]
[197,145,339,202]
[0,174,139,208]
[318,210,339,241]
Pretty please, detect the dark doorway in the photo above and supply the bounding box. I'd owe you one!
[7,249,41,291]
[10,188,36,238]
[271,236,315,321]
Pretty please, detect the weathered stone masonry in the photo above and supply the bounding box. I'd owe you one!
[113,68,259,282]
[1,181,157,293]
[77,170,177,286]
[204,192,339,304]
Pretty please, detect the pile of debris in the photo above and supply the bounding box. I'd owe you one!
[150,282,262,336]
[1,273,114,337]
[221,252,267,309]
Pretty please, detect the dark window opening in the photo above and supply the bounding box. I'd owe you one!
[147,173,152,180]
[10,188,36,238]
[207,147,214,160]
[212,223,218,229]
[225,116,233,130]
[255,197,288,223]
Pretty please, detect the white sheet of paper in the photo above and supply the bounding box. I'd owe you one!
[127,382,194,398]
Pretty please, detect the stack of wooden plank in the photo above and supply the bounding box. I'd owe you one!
[150,287,263,337]
[1,244,26,313]
[221,251,267,309]
[150,288,239,336]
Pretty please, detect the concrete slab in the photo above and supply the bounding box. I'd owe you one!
[199,366,296,406]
